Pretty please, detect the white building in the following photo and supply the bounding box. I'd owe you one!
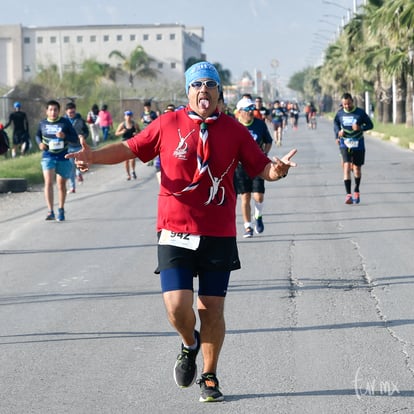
[0,23,205,87]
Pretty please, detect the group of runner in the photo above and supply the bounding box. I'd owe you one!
[237,97,315,147]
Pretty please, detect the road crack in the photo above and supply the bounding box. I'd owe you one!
[351,239,414,378]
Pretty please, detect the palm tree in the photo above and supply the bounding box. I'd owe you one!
[81,59,117,84]
[109,45,157,87]
[379,0,414,126]
[359,0,393,122]
[319,41,350,100]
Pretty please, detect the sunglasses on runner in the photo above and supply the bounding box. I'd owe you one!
[240,105,255,112]
[190,80,219,89]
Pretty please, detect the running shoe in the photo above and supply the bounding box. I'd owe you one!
[132,171,137,180]
[345,194,353,205]
[353,192,360,204]
[45,211,55,221]
[173,330,200,388]
[243,227,253,238]
[197,373,224,403]
[255,216,264,234]
[57,208,65,222]
[67,188,76,194]
[126,175,131,181]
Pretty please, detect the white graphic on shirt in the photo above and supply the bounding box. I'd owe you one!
[342,115,356,127]
[249,130,259,143]
[173,128,194,159]
[204,159,235,206]
[45,124,62,135]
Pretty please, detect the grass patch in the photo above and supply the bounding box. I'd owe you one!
[0,152,44,184]
[0,137,122,185]
[369,122,414,148]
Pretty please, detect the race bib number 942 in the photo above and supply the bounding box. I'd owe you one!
[158,229,200,250]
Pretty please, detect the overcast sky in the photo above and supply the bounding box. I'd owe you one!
[1,0,358,91]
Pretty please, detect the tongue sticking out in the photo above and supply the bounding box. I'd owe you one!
[199,99,210,110]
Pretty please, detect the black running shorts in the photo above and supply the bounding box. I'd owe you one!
[339,147,365,166]
[234,165,265,195]
[155,235,241,296]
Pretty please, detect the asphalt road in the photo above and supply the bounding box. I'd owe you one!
[1,115,413,414]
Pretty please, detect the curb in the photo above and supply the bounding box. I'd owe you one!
[0,178,28,193]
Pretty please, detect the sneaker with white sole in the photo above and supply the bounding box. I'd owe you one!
[56,208,65,221]
[243,227,253,238]
[173,330,200,388]
[197,373,224,402]
[255,216,264,234]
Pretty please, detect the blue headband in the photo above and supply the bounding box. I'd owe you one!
[185,61,220,95]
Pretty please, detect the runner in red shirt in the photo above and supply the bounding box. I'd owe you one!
[67,61,297,403]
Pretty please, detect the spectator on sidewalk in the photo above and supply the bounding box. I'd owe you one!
[98,104,113,141]
[86,104,100,146]
[4,102,30,157]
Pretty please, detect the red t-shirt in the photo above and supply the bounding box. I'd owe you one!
[127,107,270,237]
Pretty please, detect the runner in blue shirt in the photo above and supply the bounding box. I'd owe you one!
[234,97,273,237]
[35,100,78,221]
[333,93,373,204]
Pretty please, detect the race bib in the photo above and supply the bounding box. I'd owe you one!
[158,229,200,250]
[49,139,64,150]
[344,138,359,149]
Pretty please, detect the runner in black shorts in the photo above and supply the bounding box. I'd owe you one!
[334,93,373,204]
[271,100,285,146]
[234,97,273,238]
[4,102,30,158]
[66,61,297,403]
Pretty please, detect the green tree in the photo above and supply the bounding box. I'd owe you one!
[287,71,305,95]
[109,45,157,87]
[82,59,118,84]
[378,0,414,126]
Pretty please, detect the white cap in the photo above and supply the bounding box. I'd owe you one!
[236,97,255,110]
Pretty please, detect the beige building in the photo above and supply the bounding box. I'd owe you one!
[0,23,205,88]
